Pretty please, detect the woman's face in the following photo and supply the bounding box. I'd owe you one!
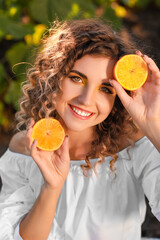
[55,55,116,132]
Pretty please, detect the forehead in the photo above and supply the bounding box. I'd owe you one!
[72,55,116,79]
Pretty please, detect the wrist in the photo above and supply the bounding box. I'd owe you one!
[42,182,64,196]
[144,120,160,152]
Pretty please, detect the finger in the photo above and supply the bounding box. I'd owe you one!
[109,80,133,110]
[136,52,159,73]
[27,118,35,130]
[136,50,143,57]
[148,63,160,85]
[26,119,35,150]
[26,128,33,151]
[143,55,160,74]
[142,55,158,67]
[136,53,160,84]
[30,139,45,170]
[30,139,38,160]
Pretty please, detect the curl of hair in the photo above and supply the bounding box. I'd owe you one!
[16,19,139,176]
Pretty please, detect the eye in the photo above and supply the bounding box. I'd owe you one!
[69,75,83,83]
[99,85,112,94]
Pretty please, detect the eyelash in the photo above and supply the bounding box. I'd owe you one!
[69,76,113,94]
[69,76,83,83]
[99,86,112,94]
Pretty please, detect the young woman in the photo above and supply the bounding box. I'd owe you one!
[0,19,160,240]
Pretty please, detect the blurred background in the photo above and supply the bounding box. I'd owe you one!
[0,0,160,238]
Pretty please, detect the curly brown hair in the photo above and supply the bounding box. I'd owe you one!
[16,18,139,176]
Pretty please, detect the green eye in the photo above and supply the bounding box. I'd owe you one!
[69,76,82,83]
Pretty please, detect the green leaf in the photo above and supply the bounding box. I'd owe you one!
[0,101,4,125]
[16,0,32,8]
[0,13,34,39]
[6,42,35,77]
[29,0,96,24]
[0,63,5,84]
[0,63,7,94]
[135,0,151,8]
[76,0,96,18]
[48,0,96,21]
[6,42,28,66]
[4,80,21,110]
[120,0,132,6]
[155,0,160,7]
[48,0,74,21]
[120,0,151,7]
[0,101,10,129]
[102,6,122,31]
[29,0,49,25]
[91,0,110,6]
[0,101,3,114]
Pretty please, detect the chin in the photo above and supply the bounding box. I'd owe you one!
[62,119,91,132]
[66,124,88,132]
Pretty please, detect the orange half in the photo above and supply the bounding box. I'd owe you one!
[114,54,148,91]
[31,118,65,151]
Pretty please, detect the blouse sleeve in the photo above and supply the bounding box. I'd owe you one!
[132,137,160,221]
[0,149,43,240]
[14,223,23,240]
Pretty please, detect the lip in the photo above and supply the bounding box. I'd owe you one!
[69,104,94,120]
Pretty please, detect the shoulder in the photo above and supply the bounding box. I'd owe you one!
[9,131,30,156]
[119,130,145,152]
[129,136,160,181]
[131,130,145,144]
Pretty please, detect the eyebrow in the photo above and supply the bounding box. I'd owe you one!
[70,70,87,79]
[70,70,113,87]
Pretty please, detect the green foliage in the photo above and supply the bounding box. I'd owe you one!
[155,0,160,7]
[29,0,96,24]
[0,64,7,94]
[29,0,49,25]
[0,101,10,130]
[0,13,34,39]
[134,0,152,8]
[102,5,122,31]
[4,80,21,110]
[120,0,155,8]
[0,0,159,130]
[6,42,29,66]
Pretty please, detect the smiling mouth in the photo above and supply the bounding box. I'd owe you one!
[69,104,93,117]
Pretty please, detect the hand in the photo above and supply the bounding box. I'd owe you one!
[110,52,160,150]
[26,119,70,191]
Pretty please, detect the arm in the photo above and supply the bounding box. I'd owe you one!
[9,130,30,156]
[110,52,160,152]
[19,185,61,240]
[19,121,70,240]
[131,137,160,221]
[0,150,36,239]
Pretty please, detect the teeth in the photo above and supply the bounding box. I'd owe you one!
[72,106,91,117]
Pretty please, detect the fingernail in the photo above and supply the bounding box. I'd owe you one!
[136,50,144,57]
[33,139,37,144]
[109,79,113,86]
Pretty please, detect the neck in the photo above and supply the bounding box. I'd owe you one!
[65,127,95,160]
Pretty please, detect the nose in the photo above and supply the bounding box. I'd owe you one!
[78,86,96,106]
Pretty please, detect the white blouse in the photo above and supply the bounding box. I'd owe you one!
[0,136,160,240]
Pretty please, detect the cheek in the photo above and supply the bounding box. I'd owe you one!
[98,95,116,116]
[62,80,81,100]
